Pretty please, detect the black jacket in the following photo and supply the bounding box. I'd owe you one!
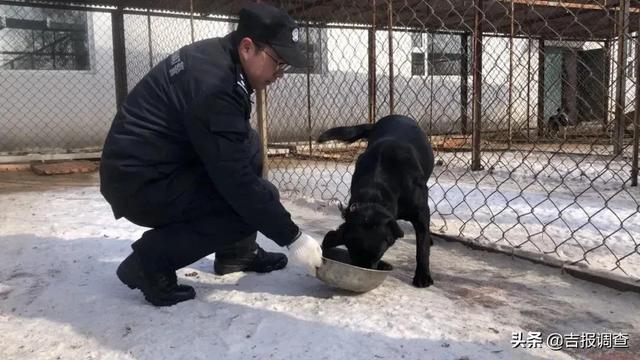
[100,33,299,246]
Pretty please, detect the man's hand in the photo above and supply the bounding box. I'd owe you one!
[287,232,323,274]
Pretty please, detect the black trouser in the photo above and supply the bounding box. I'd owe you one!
[123,130,275,272]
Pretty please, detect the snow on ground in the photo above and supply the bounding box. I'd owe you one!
[0,171,639,360]
[269,150,640,280]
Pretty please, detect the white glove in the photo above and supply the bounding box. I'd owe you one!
[287,232,323,274]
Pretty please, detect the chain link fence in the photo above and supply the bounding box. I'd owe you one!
[0,3,115,154]
[1,1,639,284]
[266,1,640,283]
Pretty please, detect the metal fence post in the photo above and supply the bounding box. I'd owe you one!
[508,0,514,149]
[604,40,611,133]
[633,32,640,186]
[257,89,268,178]
[537,38,545,138]
[111,8,127,109]
[189,0,195,43]
[613,0,629,156]
[146,10,153,70]
[471,0,483,171]
[387,0,394,114]
[461,33,469,135]
[368,0,377,123]
[526,38,531,139]
[306,21,312,156]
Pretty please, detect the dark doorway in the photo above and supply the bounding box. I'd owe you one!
[544,46,607,126]
[577,48,607,124]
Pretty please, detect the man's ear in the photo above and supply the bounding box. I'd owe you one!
[322,226,345,250]
[387,219,404,240]
[238,37,258,59]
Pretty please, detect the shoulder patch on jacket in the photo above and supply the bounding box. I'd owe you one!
[168,51,185,78]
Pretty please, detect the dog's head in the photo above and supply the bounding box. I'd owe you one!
[322,202,404,269]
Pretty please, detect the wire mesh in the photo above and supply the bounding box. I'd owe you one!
[271,0,640,281]
[0,3,115,153]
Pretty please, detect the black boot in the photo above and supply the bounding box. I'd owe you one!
[117,252,196,306]
[214,247,288,275]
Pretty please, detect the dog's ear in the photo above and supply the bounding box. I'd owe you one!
[322,227,345,249]
[387,219,404,240]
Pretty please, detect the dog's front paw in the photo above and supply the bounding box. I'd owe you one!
[412,272,434,288]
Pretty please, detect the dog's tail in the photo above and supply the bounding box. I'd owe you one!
[317,124,374,143]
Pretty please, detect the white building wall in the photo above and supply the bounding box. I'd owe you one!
[0,9,233,155]
[0,9,116,153]
[267,29,541,141]
[2,6,627,153]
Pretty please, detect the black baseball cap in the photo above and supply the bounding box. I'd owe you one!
[236,3,306,68]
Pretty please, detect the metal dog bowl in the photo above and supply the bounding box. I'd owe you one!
[315,247,393,293]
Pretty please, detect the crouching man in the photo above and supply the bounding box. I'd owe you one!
[100,3,322,306]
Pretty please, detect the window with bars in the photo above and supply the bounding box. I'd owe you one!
[428,33,463,76]
[411,52,425,76]
[411,32,423,48]
[0,8,90,71]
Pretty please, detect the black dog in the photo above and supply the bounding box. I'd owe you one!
[548,107,569,136]
[317,114,435,287]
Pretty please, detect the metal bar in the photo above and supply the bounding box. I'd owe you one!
[230,22,589,43]
[429,33,434,135]
[508,0,514,149]
[306,21,312,156]
[484,32,603,42]
[147,10,154,70]
[257,90,268,178]
[498,0,640,13]
[527,38,531,138]
[189,0,195,43]
[461,33,469,135]
[613,0,629,156]
[324,23,537,37]
[123,9,237,22]
[368,0,377,123]
[498,5,585,30]
[495,8,611,36]
[1,0,634,33]
[471,0,483,171]
[0,0,233,20]
[604,40,611,131]
[537,39,545,138]
[387,0,394,114]
[632,32,640,186]
[271,22,375,31]
[111,8,128,110]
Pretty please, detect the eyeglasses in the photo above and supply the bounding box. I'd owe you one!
[257,44,290,72]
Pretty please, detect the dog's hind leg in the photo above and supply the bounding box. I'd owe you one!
[410,206,434,288]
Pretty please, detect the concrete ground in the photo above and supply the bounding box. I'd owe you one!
[0,170,638,360]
